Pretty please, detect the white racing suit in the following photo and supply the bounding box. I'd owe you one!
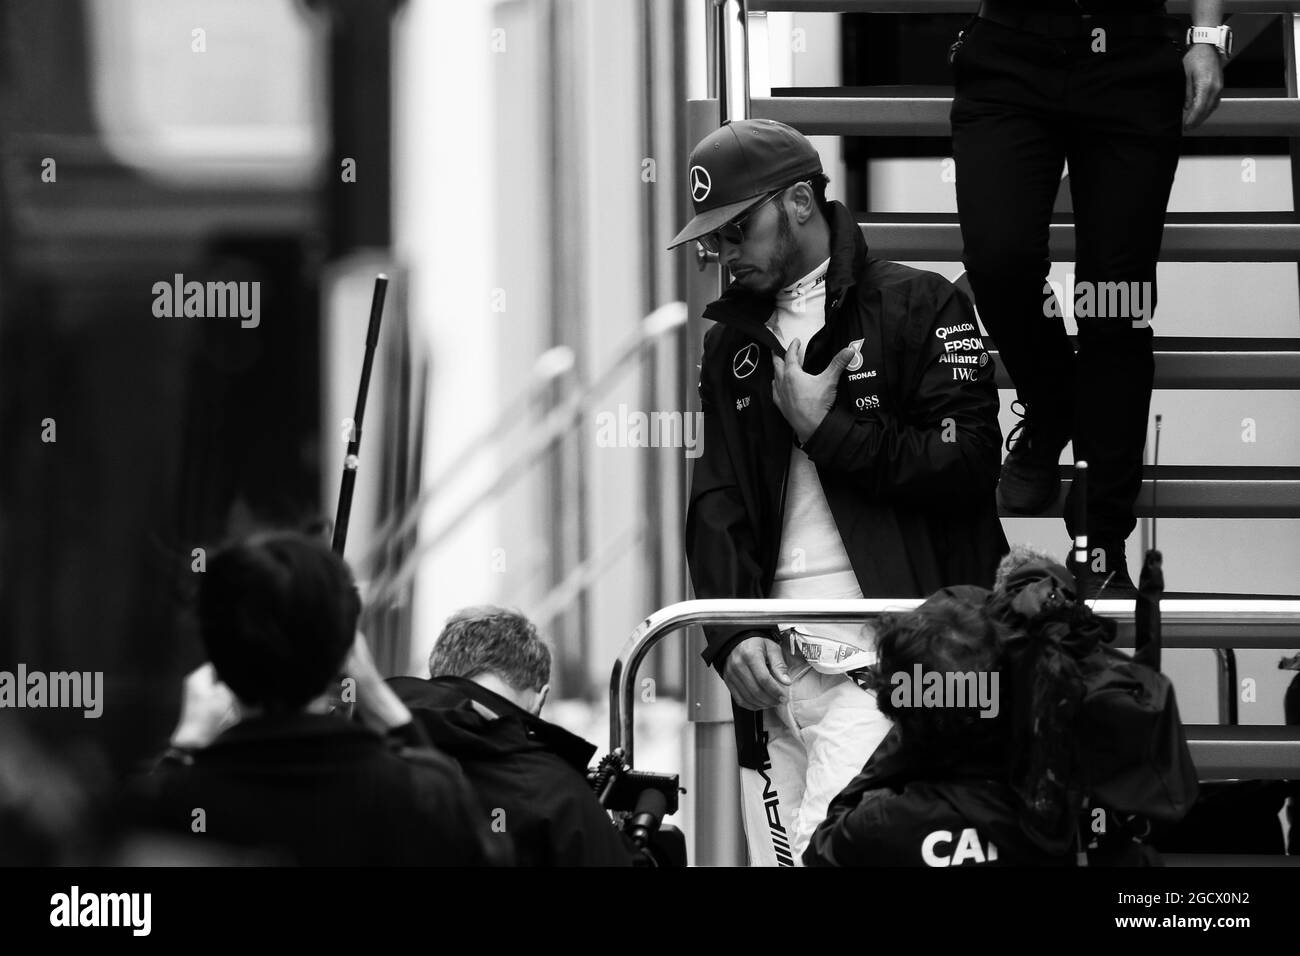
[738,627,892,866]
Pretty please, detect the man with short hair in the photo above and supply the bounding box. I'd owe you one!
[671,118,1007,865]
[131,531,493,866]
[389,607,641,866]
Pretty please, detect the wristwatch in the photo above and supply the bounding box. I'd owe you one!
[1186,25,1232,60]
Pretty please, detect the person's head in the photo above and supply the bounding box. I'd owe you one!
[668,119,831,295]
[993,543,1058,592]
[197,531,360,713]
[428,607,551,716]
[868,593,1006,752]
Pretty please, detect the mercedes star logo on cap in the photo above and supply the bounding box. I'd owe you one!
[690,165,712,203]
[733,343,760,379]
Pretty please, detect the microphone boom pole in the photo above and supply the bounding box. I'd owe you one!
[332,273,389,556]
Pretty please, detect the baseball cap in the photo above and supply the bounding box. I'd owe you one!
[667,118,823,250]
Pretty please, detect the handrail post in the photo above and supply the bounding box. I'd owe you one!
[1215,647,1240,725]
[717,0,751,123]
[679,1,753,866]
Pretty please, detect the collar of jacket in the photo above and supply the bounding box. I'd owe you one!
[701,200,869,350]
[200,711,383,758]
[399,675,598,773]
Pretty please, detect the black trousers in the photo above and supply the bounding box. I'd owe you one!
[951,16,1184,545]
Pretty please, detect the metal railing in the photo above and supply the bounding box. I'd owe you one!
[612,598,1300,767]
[361,302,688,612]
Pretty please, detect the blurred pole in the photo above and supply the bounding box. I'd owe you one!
[316,0,404,257]
[717,0,751,123]
[316,0,403,659]
[684,0,749,866]
[547,0,592,697]
[639,0,666,643]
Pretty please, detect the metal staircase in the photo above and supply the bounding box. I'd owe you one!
[668,0,1300,865]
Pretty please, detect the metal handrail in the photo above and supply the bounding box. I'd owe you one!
[354,344,577,570]
[363,301,688,609]
[610,598,1300,763]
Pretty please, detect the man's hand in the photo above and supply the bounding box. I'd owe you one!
[1183,43,1224,131]
[343,631,414,733]
[771,338,859,444]
[721,636,793,710]
[169,663,239,750]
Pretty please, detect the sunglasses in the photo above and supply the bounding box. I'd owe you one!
[697,187,787,255]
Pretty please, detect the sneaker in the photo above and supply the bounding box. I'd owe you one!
[996,401,1067,515]
[1066,543,1137,601]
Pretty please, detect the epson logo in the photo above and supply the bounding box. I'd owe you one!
[944,337,985,353]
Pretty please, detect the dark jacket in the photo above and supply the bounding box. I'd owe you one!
[686,200,1008,767]
[389,675,637,867]
[130,713,492,866]
[803,726,1072,867]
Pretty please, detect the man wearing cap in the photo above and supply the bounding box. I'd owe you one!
[672,118,1008,865]
[950,0,1225,595]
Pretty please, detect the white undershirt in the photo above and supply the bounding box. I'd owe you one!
[765,259,875,670]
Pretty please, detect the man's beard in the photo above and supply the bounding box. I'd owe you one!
[738,204,801,296]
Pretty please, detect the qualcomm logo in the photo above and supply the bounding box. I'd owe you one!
[690,165,712,203]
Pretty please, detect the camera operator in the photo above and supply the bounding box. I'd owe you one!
[128,531,495,866]
[389,607,647,866]
[804,589,1073,866]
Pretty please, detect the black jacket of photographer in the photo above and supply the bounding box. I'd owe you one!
[802,725,1073,867]
[129,713,494,865]
[686,201,1008,769]
[389,675,638,867]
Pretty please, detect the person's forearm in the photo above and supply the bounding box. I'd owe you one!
[353,675,413,731]
[1190,0,1223,27]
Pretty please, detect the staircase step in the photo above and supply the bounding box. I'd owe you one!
[998,466,1300,518]
[985,338,1300,390]
[755,94,1300,138]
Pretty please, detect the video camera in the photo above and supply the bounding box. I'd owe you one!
[588,748,686,866]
